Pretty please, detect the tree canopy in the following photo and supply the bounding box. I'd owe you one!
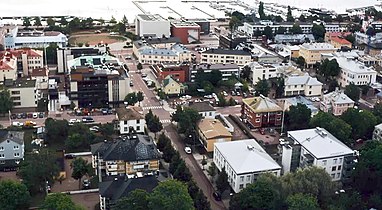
[0,90,13,116]
[340,108,377,140]
[255,78,270,96]
[344,83,360,102]
[290,23,303,34]
[312,24,326,41]
[71,157,93,189]
[319,59,340,79]
[286,193,320,210]
[0,180,30,210]
[113,189,149,210]
[286,6,294,22]
[286,103,311,131]
[42,193,84,210]
[125,92,138,105]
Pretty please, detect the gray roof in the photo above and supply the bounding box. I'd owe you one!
[202,49,251,56]
[274,34,315,43]
[288,128,354,159]
[286,96,318,114]
[195,63,239,70]
[146,37,181,45]
[324,90,354,104]
[0,130,24,145]
[375,123,382,130]
[243,96,282,113]
[91,135,160,161]
[300,43,337,51]
[189,101,215,112]
[285,74,322,86]
[215,139,281,174]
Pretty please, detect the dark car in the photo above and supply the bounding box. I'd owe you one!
[27,113,33,118]
[38,112,44,118]
[64,154,75,159]
[82,179,90,189]
[11,114,17,119]
[213,192,222,201]
[82,117,94,123]
[17,114,22,119]
[21,113,27,119]
[101,108,108,115]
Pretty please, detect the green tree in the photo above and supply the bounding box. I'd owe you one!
[276,26,287,34]
[34,16,42,26]
[373,103,382,123]
[0,180,30,210]
[148,115,163,138]
[137,91,144,106]
[290,23,303,34]
[255,78,270,96]
[45,118,69,145]
[137,62,143,71]
[207,162,217,178]
[274,77,284,98]
[241,65,251,81]
[98,123,114,139]
[68,17,81,31]
[113,189,149,210]
[319,59,340,79]
[46,43,58,64]
[148,180,194,210]
[125,92,138,105]
[46,17,55,27]
[217,93,227,107]
[329,191,366,210]
[286,6,294,22]
[299,14,306,22]
[201,156,207,170]
[42,193,84,210]
[344,83,360,102]
[122,15,128,25]
[172,107,202,134]
[216,169,229,193]
[286,103,311,130]
[173,160,192,182]
[263,26,274,40]
[341,108,377,140]
[114,22,126,34]
[312,24,326,41]
[296,56,305,68]
[156,132,170,152]
[0,90,13,116]
[345,34,355,45]
[18,152,59,194]
[23,17,31,27]
[229,16,241,30]
[286,193,320,210]
[169,151,181,174]
[162,140,175,163]
[59,17,68,26]
[258,2,266,20]
[71,157,92,189]
[110,16,117,24]
[37,98,49,112]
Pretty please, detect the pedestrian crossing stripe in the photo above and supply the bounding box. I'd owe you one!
[160,119,171,123]
[142,106,163,110]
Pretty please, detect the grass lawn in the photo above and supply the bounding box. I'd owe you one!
[69,34,127,45]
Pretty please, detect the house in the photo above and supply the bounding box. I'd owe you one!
[320,90,355,116]
[330,36,352,49]
[91,135,160,177]
[281,127,356,181]
[198,118,232,152]
[373,123,382,142]
[282,45,300,58]
[200,49,252,67]
[135,14,170,38]
[0,131,24,171]
[324,32,352,42]
[299,43,337,67]
[284,96,319,117]
[284,74,323,96]
[214,139,281,193]
[99,176,158,210]
[151,63,189,83]
[190,63,240,82]
[0,52,17,82]
[115,106,145,134]
[162,75,185,96]
[189,101,216,119]
[242,95,283,128]
[2,48,44,77]
[247,62,278,85]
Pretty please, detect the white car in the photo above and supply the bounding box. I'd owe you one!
[184,146,192,154]
[12,121,23,127]
[69,119,80,125]
[89,126,99,132]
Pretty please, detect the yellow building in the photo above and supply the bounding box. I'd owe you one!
[198,119,232,152]
[162,75,185,95]
[299,43,337,67]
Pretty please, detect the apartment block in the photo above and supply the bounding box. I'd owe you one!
[320,90,354,116]
[299,43,337,66]
[200,49,251,66]
[242,96,283,128]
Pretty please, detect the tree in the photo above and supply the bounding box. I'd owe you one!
[341,108,377,140]
[290,23,303,34]
[255,78,270,96]
[163,140,175,163]
[263,26,274,40]
[274,77,284,98]
[312,24,326,41]
[299,14,306,22]
[137,91,144,106]
[46,43,58,64]
[42,193,84,210]
[66,123,95,150]
[0,180,30,210]
[114,22,126,34]
[169,152,181,174]
[18,152,59,194]
[276,26,287,34]
[45,118,69,144]
[229,16,241,30]
[113,189,149,210]
[148,180,194,210]
[259,2,266,20]
[59,17,68,26]
[34,16,42,26]
[286,193,320,210]
[201,156,207,170]
[156,133,170,152]
[46,17,55,27]
[344,83,360,102]
[216,169,229,193]
[194,189,211,210]
[71,157,92,189]
[110,16,117,24]
[137,62,143,71]
[319,59,340,79]
[241,65,251,81]
[286,6,294,22]
[37,98,49,112]
[286,103,311,130]
[68,17,81,31]
[172,107,202,134]
[329,191,366,210]
[125,92,138,105]
[148,115,163,138]
[345,34,355,45]
[207,162,217,179]
[296,56,305,68]
[23,17,31,27]
[373,103,382,123]
[122,15,129,25]
[0,90,13,116]
[173,160,192,182]
[217,93,227,107]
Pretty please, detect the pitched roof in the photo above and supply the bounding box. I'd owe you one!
[163,75,179,87]
[99,176,158,201]
[189,101,215,112]
[243,96,282,113]
[324,90,354,104]
[331,36,352,45]
[285,74,322,86]
[116,106,144,121]
[30,68,48,77]
[91,135,160,161]
[198,119,232,139]
[215,139,281,174]
[0,131,24,145]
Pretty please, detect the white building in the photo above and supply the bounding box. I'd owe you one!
[0,52,17,82]
[188,101,216,119]
[373,123,382,142]
[200,49,252,67]
[0,131,24,170]
[282,128,356,181]
[247,62,278,85]
[214,139,281,193]
[135,14,170,38]
[284,74,323,96]
[4,79,40,109]
[190,63,239,82]
[115,106,145,134]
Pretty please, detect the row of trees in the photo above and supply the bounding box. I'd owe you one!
[145,110,163,138]
[124,91,144,106]
[171,106,202,145]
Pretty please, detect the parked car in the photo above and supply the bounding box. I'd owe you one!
[38,112,44,118]
[184,146,192,154]
[32,113,38,119]
[64,154,75,159]
[11,114,17,119]
[27,113,33,118]
[260,128,265,135]
[82,117,94,123]
[24,121,37,127]
[83,179,91,189]
[213,192,222,201]
[130,81,134,87]
[231,91,236,96]
[101,108,108,115]
[12,121,23,127]
[141,73,147,77]
[89,126,99,132]
[243,92,248,98]
[16,114,22,119]
[21,113,27,119]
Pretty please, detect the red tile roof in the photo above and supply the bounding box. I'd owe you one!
[331,36,352,45]
[1,49,43,58]
[31,68,48,77]
[0,58,16,71]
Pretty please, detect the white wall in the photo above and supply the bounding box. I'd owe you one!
[118,119,145,134]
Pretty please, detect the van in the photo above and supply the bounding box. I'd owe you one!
[32,113,38,119]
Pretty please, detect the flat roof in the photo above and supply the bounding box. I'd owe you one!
[215,139,281,174]
[300,43,337,51]
[202,49,251,56]
[171,21,200,28]
[198,119,231,139]
[334,56,376,74]
[137,14,167,21]
[288,128,354,159]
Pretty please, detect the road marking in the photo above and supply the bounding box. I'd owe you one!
[142,106,163,110]
[160,119,171,124]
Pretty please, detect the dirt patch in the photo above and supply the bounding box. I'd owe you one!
[69,33,127,45]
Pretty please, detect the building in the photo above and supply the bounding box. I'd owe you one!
[242,95,283,128]
[320,90,354,116]
[99,176,158,210]
[91,135,160,177]
[284,74,323,96]
[299,43,337,66]
[284,96,319,116]
[247,62,278,85]
[200,49,251,66]
[2,79,39,110]
[282,45,300,58]
[373,123,382,142]
[282,127,356,181]
[324,32,352,42]
[162,75,185,96]
[1,48,44,77]
[135,14,170,38]
[30,68,49,89]
[213,139,281,193]
[170,21,200,44]
[189,101,216,119]
[150,63,189,83]
[330,36,352,49]
[0,131,24,171]
[190,63,240,82]
[115,106,145,134]
[274,34,315,44]
[236,43,279,64]
[3,26,67,49]
[198,118,232,152]
[219,33,247,49]
[0,52,17,81]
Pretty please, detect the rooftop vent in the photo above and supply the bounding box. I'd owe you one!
[247,145,254,150]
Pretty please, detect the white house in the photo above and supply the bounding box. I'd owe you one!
[115,106,145,134]
[282,127,356,181]
[189,101,216,119]
[0,131,24,170]
[284,74,323,96]
[247,62,278,85]
[214,139,281,193]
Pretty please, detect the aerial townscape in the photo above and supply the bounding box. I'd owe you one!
[2,0,382,210]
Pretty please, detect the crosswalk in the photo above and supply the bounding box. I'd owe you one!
[160,119,171,124]
[142,106,163,110]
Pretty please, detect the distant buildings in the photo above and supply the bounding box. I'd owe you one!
[299,43,337,66]
[214,139,281,193]
[200,49,251,66]
[274,34,315,44]
[189,101,216,119]
[115,106,145,134]
[170,21,200,44]
[284,74,322,97]
[190,63,239,82]
[320,90,354,116]
[198,118,232,152]
[219,33,247,49]
[135,14,170,38]
[0,131,24,171]
[329,36,352,49]
[281,127,356,181]
[242,96,283,128]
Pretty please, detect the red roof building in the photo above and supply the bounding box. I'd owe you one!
[170,21,201,44]
[150,63,190,83]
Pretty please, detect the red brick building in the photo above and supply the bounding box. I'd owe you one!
[150,63,190,83]
[170,21,201,44]
[242,95,283,128]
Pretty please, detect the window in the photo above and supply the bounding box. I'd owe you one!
[339,158,342,164]
[331,173,335,178]
[338,166,341,170]
[246,175,250,181]
[336,173,341,178]
[137,119,140,124]
[6,140,10,144]
[124,121,127,125]
[0,160,4,164]
[124,127,128,132]
[322,160,327,166]
[13,145,19,150]
[14,153,20,157]
[332,166,336,171]
[333,159,337,164]
[0,154,4,158]
[0,147,3,151]
[136,126,140,131]
[239,184,244,189]
[240,176,244,182]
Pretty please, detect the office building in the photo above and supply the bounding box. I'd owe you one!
[190,63,239,82]
[299,43,337,66]
[135,14,170,38]
[200,49,251,66]
[170,21,200,44]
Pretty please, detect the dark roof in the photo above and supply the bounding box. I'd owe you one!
[146,37,181,45]
[99,176,158,202]
[116,106,144,121]
[0,130,24,145]
[91,135,160,161]
[189,102,216,112]
[202,49,251,56]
